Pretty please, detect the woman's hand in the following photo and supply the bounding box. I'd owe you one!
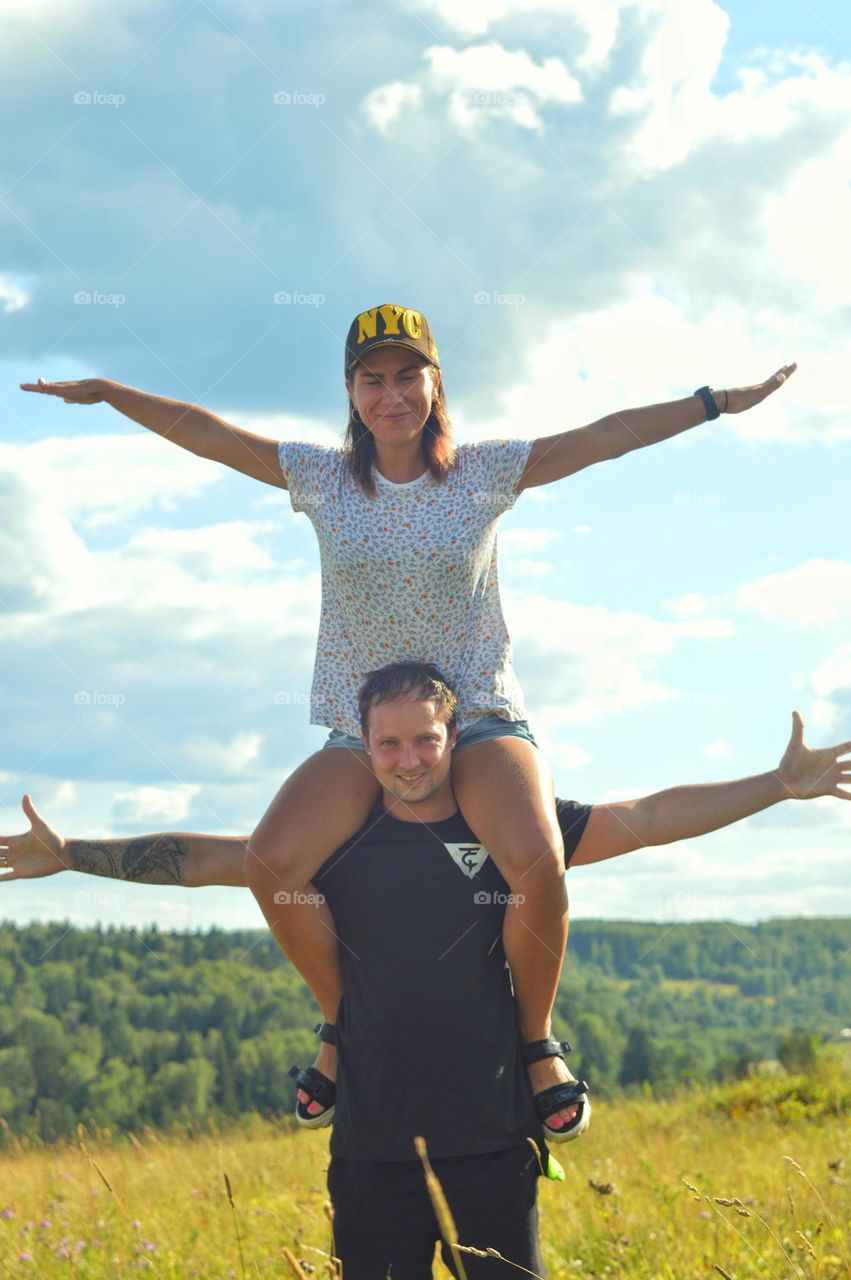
[19,377,110,404]
[0,795,67,881]
[720,363,797,415]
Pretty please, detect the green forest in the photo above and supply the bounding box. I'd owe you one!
[1,917,847,1143]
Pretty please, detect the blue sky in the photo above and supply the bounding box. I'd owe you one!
[1,0,849,933]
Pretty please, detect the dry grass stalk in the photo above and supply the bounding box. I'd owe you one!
[223,1171,247,1280]
[714,1267,734,1279]
[456,1243,545,1277]
[796,1230,817,1259]
[282,1246,309,1278]
[414,1136,467,1280]
[783,1154,840,1231]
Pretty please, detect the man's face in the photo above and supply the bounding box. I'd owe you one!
[364,694,456,806]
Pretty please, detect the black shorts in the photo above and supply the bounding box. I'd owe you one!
[326,1142,545,1279]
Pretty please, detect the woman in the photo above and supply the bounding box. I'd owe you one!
[21,303,795,1139]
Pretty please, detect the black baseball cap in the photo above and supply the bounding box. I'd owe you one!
[345,304,439,377]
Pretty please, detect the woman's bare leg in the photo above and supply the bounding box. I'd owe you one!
[451,738,578,1130]
[244,746,381,1113]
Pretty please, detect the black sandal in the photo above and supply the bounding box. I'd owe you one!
[522,1037,591,1143]
[288,1022,337,1129]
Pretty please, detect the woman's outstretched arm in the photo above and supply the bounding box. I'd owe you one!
[0,794,247,887]
[517,363,797,490]
[19,377,285,488]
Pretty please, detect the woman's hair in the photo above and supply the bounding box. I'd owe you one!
[342,359,456,497]
[358,661,458,737]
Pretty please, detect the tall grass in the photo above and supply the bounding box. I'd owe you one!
[0,1086,847,1278]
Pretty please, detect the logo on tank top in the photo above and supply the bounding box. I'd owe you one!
[443,842,489,878]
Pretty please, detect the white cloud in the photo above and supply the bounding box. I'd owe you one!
[362,81,424,137]
[662,592,710,618]
[409,0,627,69]
[0,274,29,313]
[126,521,279,578]
[609,0,730,171]
[0,434,224,530]
[735,560,851,627]
[455,291,838,448]
[423,42,582,135]
[179,731,264,778]
[704,739,731,759]
[111,783,202,825]
[544,739,592,773]
[363,39,582,140]
[501,527,560,553]
[513,592,734,725]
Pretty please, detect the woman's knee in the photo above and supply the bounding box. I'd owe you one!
[499,820,566,886]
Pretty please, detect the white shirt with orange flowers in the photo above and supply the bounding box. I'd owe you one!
[277,438,533,736]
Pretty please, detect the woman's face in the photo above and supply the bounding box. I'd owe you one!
[346,345,440,447]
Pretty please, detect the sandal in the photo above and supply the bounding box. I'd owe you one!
[288,1022,337,1129]
[522,1037,591,1143]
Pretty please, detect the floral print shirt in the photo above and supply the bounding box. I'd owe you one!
[277,438,533,736]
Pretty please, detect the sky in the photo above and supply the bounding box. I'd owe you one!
[1,0,849,935]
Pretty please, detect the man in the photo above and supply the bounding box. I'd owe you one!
[2,664,848,1278]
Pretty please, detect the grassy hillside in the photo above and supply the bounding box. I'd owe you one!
[0,1078,847,1278]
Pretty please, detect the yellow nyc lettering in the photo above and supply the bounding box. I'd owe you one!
[356,304,423,345]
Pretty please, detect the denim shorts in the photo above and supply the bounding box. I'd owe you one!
[322,714,537,752]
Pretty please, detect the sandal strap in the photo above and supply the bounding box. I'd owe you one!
[522,1037,571,1066]
[314,1021,337,1046]
[288,1065,336,1108]
[532,1079,589,1121]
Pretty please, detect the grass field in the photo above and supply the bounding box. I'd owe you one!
[0,1084,848,1278]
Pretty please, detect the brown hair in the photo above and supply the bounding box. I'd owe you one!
[343,359,456,498]
[358,661,458,737]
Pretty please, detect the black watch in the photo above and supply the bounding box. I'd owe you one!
[693,385,719,421]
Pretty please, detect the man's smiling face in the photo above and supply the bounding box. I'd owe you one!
[363,694,456,813]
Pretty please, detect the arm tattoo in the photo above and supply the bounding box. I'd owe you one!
[64,835,187,885]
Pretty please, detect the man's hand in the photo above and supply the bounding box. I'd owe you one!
[722,363,797,415]
[776,711,851,800]
[0,795,67,880]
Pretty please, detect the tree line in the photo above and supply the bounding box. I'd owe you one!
[1,918,847,1142]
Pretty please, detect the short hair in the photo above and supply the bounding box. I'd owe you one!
[358,661,458,737]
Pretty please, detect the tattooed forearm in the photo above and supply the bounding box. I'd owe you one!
[64,835,187,884]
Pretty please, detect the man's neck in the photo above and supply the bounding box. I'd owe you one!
[379,786,459,824]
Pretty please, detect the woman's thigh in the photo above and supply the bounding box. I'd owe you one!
[249,746,381,881]
[451,737,564,881]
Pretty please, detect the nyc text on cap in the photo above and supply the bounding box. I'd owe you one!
[345,304,440,375]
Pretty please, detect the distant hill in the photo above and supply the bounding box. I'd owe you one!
[1,918,847,1141]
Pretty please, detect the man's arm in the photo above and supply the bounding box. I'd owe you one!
[517,365,796,489]
[570,711,851,867]
[0,795,247,888]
